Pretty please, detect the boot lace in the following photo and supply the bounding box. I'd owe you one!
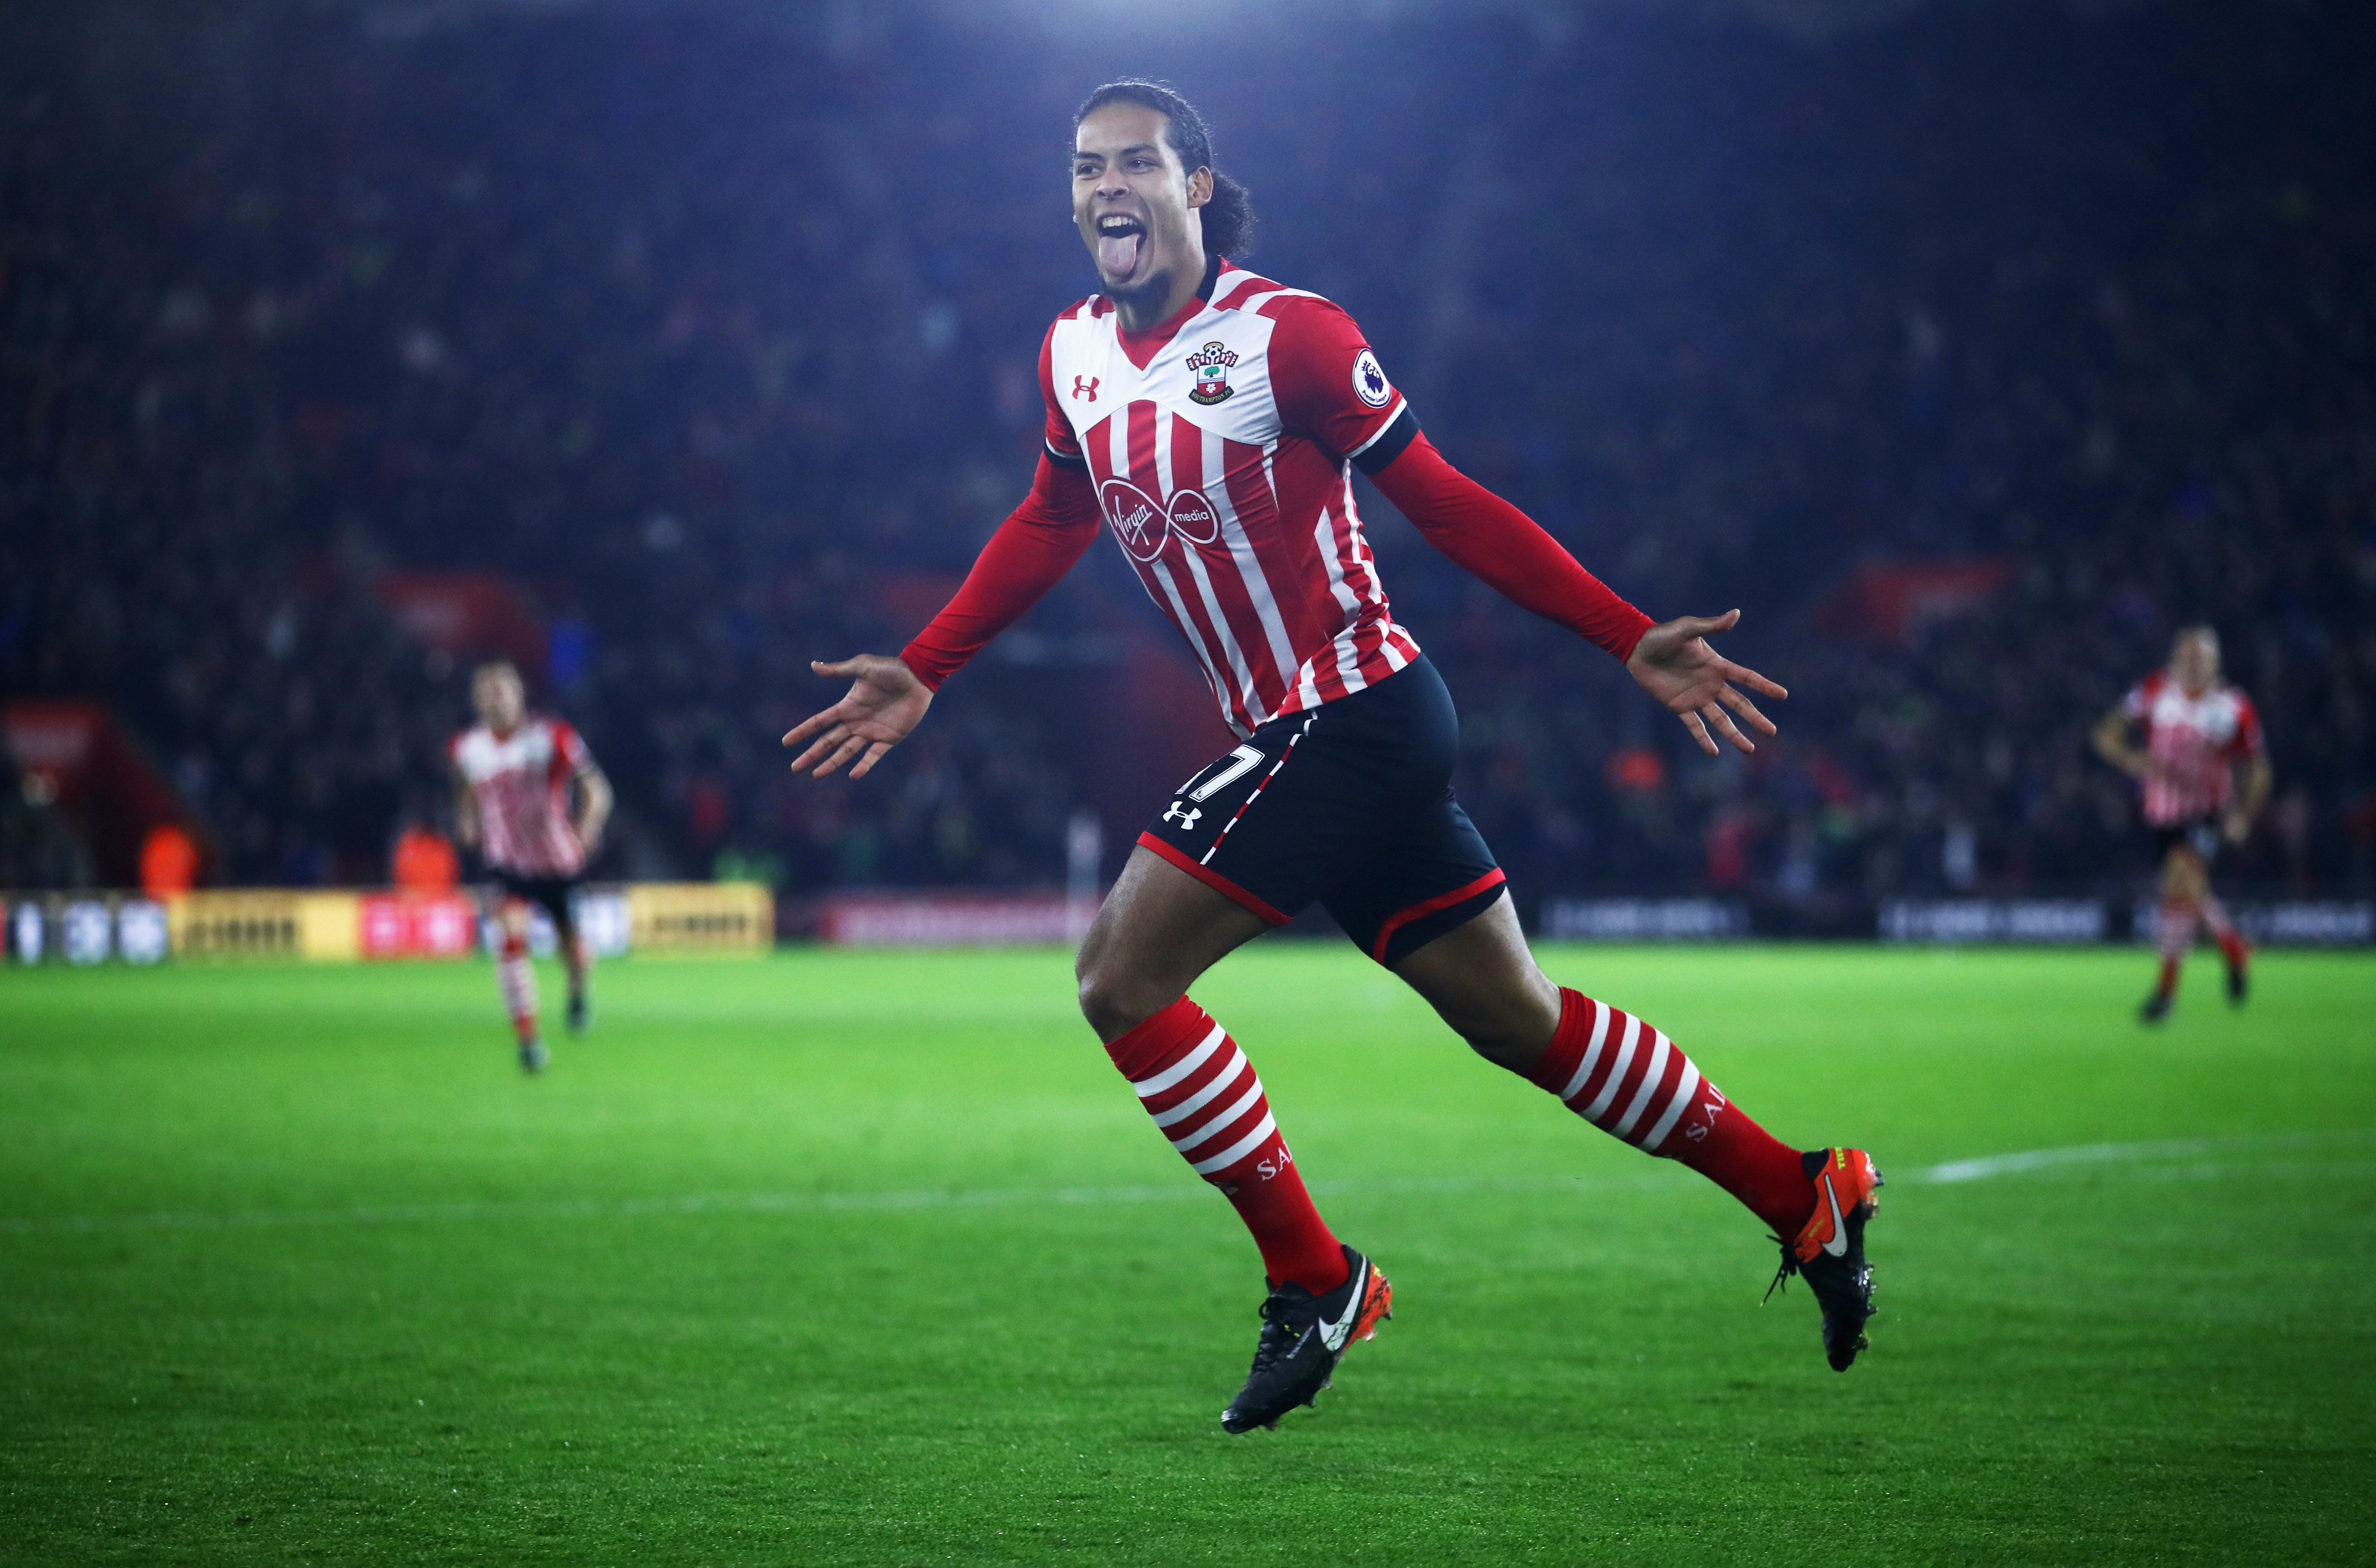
[1246,1292,1311,1376]
[1762,1235,1799,1304]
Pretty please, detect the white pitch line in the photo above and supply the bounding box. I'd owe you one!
[1908,1127,2376,1184]
[2,1132,2368,1237]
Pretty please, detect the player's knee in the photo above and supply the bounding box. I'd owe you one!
[1074,961,1128,1037]
[1075,955,1169,1042]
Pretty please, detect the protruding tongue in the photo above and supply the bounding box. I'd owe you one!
[1098,231,1142,277]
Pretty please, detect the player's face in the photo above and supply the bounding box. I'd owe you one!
[1073,106,1211,299]
[473,669,524,732]
[2172,632,2219,695]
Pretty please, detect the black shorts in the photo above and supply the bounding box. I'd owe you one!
[489,870,582,935]
[1135,654,1506,968]
[2151,819,2221,865]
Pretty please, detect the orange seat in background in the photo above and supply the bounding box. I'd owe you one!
[391,827,460,893]
[139,824,199,897]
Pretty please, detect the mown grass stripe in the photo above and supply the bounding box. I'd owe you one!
[10,1129,2368,1235]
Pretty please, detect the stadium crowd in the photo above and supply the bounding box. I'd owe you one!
[2,0,2370,911]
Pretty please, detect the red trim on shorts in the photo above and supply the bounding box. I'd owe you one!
[1370,868,1509,964]
[1135,832,1293,925]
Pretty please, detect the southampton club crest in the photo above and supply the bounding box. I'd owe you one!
[1185,339,1239,405]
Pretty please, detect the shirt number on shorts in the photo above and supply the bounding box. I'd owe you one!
[1182,745,1267,803]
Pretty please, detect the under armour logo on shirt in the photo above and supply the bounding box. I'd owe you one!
[1071,374,1100,401]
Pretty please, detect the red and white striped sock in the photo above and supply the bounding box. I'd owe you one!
[2198,895,2248,967]
[2156,899,2197,998]
[1105,997,1348,1293]
[1518,988,1814,1237]
[497,931,540,1044]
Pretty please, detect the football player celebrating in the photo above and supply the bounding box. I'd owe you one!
[785,82,1883,1429]
[452,660,611,1072]
[2092,626,2272,1021]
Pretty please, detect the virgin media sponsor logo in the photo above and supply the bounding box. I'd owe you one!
[1099,478,1167,560]
[1167,488,1222,546]
[1098,478,1224,561]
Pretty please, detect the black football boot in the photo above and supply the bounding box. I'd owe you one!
[1220,1245,1392,1433]
[1765,1148,1882,1371]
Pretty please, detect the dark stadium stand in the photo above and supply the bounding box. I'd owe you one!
[3,0,2370,912]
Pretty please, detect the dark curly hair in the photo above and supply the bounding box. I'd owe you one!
[1075,80,1256,259]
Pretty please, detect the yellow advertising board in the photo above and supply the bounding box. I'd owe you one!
[625,882,773,954]
[143,883,771,960]
[166,891,362,960]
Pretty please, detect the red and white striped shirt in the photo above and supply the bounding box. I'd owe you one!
[899,263,1654,729]
[450,716,592,878]
[1042,263,1421,736]
[2119,671,2264,826]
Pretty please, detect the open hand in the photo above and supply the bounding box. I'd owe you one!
[1624,609,1787,756]
[781,654,933,779]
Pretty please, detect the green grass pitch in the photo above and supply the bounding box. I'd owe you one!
[2,943,2370,1566]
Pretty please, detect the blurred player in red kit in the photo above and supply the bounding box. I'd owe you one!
[2093,626,2272,1022]
[452,660,612,1072]
[786,83,1883,1430]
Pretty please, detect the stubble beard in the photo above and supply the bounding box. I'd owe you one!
[1103,261,1174,323]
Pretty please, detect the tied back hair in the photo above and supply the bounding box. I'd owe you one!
[1075,79,1256,259]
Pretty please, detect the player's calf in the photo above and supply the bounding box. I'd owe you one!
[2145,897,2196,1022]
[1501,987,1884,1369]
[2197,895,2251,1006]
[1103,996,1349,1296]
[494,921,543,1066]
[1516,988,1815,1233]
[562,933,591,1033]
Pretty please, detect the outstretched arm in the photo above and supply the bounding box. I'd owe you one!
[2225,753,2271,842]
[895,456,1102,691]
[1368,431,1785,755]
[2091,706,2150,779]
[571,761,612,856]
[452,763,481,851]
[782,455,1102,779]
[1368,428,1656,661]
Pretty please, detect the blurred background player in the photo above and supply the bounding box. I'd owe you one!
[787,81,1882,1433]
[2093,627,2272,1022]
[451,661,612,1071]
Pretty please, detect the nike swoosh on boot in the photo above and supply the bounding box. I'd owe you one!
[1820,1181,1850,1257]
[1315,1259,1369,1352]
